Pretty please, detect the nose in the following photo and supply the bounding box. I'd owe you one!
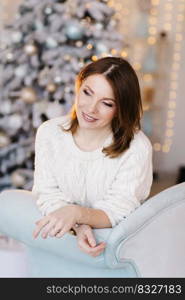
[86,100,98,114]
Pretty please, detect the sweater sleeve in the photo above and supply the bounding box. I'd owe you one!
[92,145,153,227]
[32,121,70,216]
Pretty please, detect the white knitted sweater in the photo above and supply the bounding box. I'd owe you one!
[32,114,153,227]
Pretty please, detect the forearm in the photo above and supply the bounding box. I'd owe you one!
[76,206,112,229]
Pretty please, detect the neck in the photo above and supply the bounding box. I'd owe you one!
[75,126,112,145]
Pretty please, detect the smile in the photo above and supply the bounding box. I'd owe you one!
[82,112,98,122]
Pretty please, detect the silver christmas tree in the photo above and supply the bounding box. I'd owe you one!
[0,0,124,191]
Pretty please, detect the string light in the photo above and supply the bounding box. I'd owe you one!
[109,0,184,156]
[148,0,160,46]
[161,0,185,153]
[108,0,130,58]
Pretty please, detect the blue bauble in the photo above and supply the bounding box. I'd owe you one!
[95,42,108,54]
[65,23,84,40]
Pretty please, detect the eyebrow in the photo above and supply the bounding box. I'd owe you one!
[84,85,115,102]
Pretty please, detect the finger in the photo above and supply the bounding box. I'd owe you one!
[33,218,50,239]
[55,225,71,238]
[78,242,106,257]
[86,231,97,247]
[49,222,64,237]
[41,219,57,239]
[35,219,41,225]
[78,239,105,254]
[90,242,106,256]
[91,248,105,257]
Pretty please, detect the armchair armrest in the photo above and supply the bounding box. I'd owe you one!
[104,183,185,277]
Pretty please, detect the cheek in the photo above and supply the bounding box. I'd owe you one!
[102,107,117,119]
[76,94,86,108]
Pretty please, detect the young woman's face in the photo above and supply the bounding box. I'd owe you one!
[75,74,117,131]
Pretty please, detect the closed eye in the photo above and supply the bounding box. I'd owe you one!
[104,102,113,107]
[83,89,114,107]
[83,89,90,96]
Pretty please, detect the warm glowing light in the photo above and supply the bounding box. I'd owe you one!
[179,4,185,11]
[170,73,178,80]
[133,62,141,70]
[87,44,93,50]
[166,120,174,128]
[91,55,98,61]
[169,91,177,99]
[143,74,153,82]
[111,49,117,55]
[165,129,174,137]
[147,36,156,44]
[143,104,150,111]
[168,101,176,109]
[170,81,178,90]
[151,0,159,6]
[153,143,161,151]
[121,50,128,58]
[173,53,181,61]
[162,145,170,153]
[175,34,183,41]
[148,27,157,35]
[164,23,172,30]
[177,14,184,22]
[164,3,173,10]
[108,0,114,8]
[167,110,175,118]
[149,17,157,25]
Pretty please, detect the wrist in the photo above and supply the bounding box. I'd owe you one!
[73,205,91,225]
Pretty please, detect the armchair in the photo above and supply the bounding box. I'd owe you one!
[0,183,185,277]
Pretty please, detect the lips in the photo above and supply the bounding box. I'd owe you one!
[82,112,98,122]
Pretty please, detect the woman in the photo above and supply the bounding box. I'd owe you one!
[32,56,153,257]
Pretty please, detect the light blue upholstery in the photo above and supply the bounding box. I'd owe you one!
[0,183,185,277]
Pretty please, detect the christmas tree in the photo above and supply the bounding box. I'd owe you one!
[0,0,124,191]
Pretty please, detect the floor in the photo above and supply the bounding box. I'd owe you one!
[149,172,177,197]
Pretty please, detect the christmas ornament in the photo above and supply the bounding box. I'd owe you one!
[9,114,22,130]
[11,170,26,187]
[95,42,108,54]
[46,83,57,93]
[34,20,44,31]
[54,76,62,84]
[75,41,83,47]
[21,87,37,103]
[6,53,14,62]
[24,44,38,56]
[0,100,12,114]
[44,6,53,15]
[65,22,84,40]
[45,37,58,48]
[11,31,23,43]
[14,65,27,78]
[0,132,10,148]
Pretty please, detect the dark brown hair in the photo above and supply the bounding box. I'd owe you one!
[62,56,143,158]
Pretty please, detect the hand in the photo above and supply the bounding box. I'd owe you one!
[33,205,80,239]
[75,224,106,257]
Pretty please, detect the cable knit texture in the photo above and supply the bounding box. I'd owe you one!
[32,114,153,227]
